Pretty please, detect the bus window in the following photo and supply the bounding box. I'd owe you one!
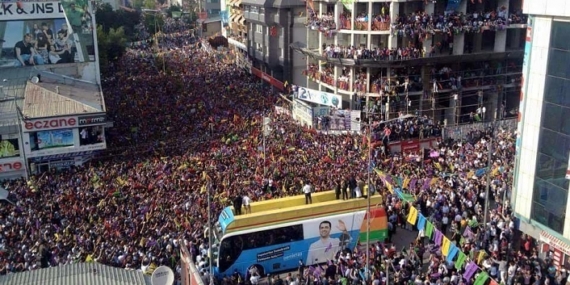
[218,224,304,272]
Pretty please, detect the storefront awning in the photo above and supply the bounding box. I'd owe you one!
[540,231,570,256]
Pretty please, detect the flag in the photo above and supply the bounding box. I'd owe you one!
[477,250,487,264]
[434,230,443,245]
[386,182,394,194]
[463,226,473,237]
[425,221,434,239]
[446,244,459,264]
[434,162,443,171]
[442,237,451,256]
[406,206,418,225]
[417,214,426,232]
[403,178,411,189]
[455,252,467,270]
[474,272,490,285]
[430,177,438,185]
[463,262,478,281]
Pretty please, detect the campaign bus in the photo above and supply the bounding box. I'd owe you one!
[211,193,388,278]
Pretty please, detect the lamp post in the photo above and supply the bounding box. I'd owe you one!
[365,114,372,281]
[483,134,493,227]
[207,181,214,285]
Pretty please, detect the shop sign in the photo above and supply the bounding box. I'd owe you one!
[23,117,77,132]
[0,160,23,173]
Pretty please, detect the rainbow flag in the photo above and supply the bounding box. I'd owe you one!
[359,207,388,242]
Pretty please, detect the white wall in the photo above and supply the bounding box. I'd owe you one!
[523,0,570,17]
[513,16,551,221]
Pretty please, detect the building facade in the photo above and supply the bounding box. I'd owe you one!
[512,0,570,268]
[288,0,526,124]
[226,0,307,87]
[0,1,107,180]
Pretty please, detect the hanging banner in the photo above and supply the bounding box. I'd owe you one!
[251,67,285,91]
[0,2,65,20]
[292,85,343,109]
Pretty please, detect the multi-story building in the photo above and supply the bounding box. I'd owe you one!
[289,0,526,124]
[0,1,107,180]
[225,0,307,88]
[512,0,570,269]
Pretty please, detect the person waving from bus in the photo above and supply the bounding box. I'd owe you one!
[306,220,349,264]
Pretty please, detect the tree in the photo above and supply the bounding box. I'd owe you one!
[166,4,181,18]
[143,13,165,34]
[143,0,156,9]
[96,3,140,40]
[97,25,128,71]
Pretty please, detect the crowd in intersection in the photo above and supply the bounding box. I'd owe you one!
[0,16,563,285]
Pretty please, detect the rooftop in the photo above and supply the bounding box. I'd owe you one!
[0,262,151,285]
[0,67,104,127]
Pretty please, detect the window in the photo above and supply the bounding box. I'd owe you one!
[280,48,284,59]
[0,137,19,158]
[531,21,570,234]
[260,7,265,14]
[29,129,74,151]
[79,126,105,146]
[256,24,263,34]
[218,224,304,272]
[256,42,263,52]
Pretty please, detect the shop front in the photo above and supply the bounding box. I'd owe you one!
[21,114,107,174]
[539,231,570,270]
[0,158,27,180]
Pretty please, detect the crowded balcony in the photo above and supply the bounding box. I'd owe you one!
[306,12,338,36]
[391,8,528,38]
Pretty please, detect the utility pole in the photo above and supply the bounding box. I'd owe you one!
[365,115,372,282]
[207,181,214,285]
[483,135,492,227]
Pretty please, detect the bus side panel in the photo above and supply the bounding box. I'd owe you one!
[302,211,366,266]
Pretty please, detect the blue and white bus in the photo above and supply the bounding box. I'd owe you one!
[211,196,387,278]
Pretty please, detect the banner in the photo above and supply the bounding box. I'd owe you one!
[0,2,65,20]
[59,0,96,62]
[292,99,313,127]
[251,67,284,91]
[292,85,342,109]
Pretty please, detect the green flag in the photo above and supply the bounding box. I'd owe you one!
[455,252,467,270]
[474,272,489,285]
[425,221,434,239]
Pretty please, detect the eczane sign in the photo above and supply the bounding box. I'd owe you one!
[23,117,77,132]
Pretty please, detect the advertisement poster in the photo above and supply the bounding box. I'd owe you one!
[302,212,365,265]
[328,109,351,131]
[292,85,343,109]
[0,1,95,68]
[31,128,74,150]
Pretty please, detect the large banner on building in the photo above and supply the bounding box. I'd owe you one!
[292,85,342,109]
[292,99,313,127]
[0,1,96,68]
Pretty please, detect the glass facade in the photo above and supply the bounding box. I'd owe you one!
[531,21,570,234]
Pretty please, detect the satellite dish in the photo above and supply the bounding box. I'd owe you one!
[31,76,39,83]
[151,266,175,285]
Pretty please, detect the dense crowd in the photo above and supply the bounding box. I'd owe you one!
[392,9,528,38]
[0,14,556,285]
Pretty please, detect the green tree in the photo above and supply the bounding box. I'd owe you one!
[143,13,165,34]
[96,3,140,40]
[143,0,156,9]
[97,25,128,72]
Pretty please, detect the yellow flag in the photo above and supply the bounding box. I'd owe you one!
[406,206,418,225]
[403,178,411,189]
[450,164,455,172]
[386,182,394,194]
[491,168,499,176]
[477,250,486,264]
[434,162,443,171]
[442,237,451,256]
[467,170,475,179]
[430,178,438,185]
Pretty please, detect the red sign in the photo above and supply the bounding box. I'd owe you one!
[24,117,77,131]
[251,67,285,91]
[401,140,420,153]
[0,161,23,173]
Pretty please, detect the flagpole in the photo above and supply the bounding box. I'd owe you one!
[366,115,372,282]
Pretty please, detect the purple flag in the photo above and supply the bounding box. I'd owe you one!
[422,178,431,190]
[435,230,443,245]
[463,226,472,237]
[410,179,417,190]
[462,262,478,281]
[385,175,393,185]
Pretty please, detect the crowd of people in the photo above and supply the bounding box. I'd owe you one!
[391,8,528,38]
[0,13,558,285]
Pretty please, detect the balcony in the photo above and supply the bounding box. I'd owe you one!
[306,14,338,35]
[339,14,390,32]
[302,69,351,91]
[392,11,528,37]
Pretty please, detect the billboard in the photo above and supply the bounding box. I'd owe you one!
[292,85,342,109]
[0,1,95,68]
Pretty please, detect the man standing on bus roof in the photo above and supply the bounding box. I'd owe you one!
[303,181,312,204]
[306,220,349,265]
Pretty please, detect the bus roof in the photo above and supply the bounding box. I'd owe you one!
[218,194,384,235]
